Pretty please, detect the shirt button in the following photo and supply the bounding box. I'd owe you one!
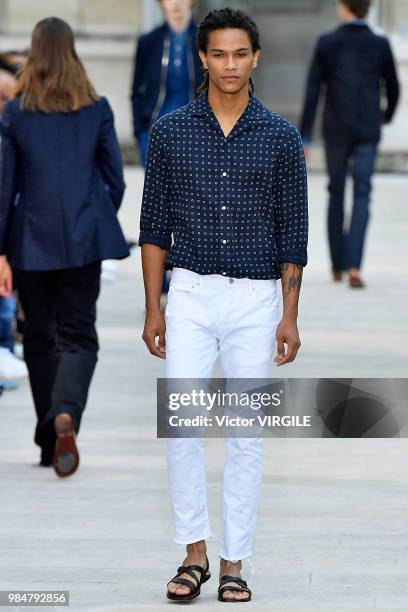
[222,239,227,244]
[222,172,227,177]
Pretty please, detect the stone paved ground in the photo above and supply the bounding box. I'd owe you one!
[0,170,407,611]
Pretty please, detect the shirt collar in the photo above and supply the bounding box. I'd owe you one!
[346,18,367,26]
[190,90,271,128]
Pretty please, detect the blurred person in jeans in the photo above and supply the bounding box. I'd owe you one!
[0,51,28,388]
[0,294,28,387]
[131,0,203,302]
[300,0,400,288]
[0,18,129,475]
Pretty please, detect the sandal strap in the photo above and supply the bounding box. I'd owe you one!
[167,555,210,595]
[169,577,199,593]
[219,575,248,588]
[177,564,206,579]
[218,575,251,598]
[178,565,201,584]
[219,585,251,597]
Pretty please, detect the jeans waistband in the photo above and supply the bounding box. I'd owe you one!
[171,267,277,289]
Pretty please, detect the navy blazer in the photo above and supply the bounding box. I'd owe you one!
[0,96,130,271]
[131,21,203,139]
[300,23,400,144]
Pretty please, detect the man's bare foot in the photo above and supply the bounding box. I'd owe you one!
[167,540,208,597]
[219,559,250,602]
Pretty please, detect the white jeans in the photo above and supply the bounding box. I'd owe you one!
[165,267,280,562]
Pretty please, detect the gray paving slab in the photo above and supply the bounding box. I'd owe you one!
[0,170,407,611]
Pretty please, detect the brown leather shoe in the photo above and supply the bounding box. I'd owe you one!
[349,275,365,288]
[332,270,343,282]
[53,414,80,478]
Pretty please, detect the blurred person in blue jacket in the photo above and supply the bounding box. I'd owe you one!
[131,0,203,303]
[0,17,129,476]
[300,0,400,288]
[131,0,203,167]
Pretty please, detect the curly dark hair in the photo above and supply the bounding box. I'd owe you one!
[196,7,261,94]
[340,0,371,19]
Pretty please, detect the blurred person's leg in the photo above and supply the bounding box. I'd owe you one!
[0,295,28,387]
[13,270,59,464]
[324,140,349,276]
[137,129,149,168]
[346,142,378,277]
[0,295,16,352]
[42,261,102,435]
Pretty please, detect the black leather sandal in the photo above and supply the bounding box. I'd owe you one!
[218,575,252,602]
[166,554,211,601]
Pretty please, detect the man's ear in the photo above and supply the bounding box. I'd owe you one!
[198,50,208,70]
[252,49,261,69]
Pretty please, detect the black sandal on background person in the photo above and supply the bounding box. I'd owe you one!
[218,575,252,602]
[166,555,211,601]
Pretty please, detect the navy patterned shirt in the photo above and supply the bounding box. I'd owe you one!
[138,91,308,279]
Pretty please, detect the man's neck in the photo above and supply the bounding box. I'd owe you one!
[167,15,191,34]
[341,14,365,24]
[207,84,250,121]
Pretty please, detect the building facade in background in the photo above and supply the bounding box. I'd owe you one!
[0,0,406,163]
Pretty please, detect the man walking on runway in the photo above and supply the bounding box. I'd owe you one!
[300,0,399,288]
[139,8,308,602]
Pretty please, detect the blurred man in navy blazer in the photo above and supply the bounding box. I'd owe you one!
[131,0,203,303]
[131,0,203,167]
[300,0,400,288]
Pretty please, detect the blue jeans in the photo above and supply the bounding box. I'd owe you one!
[324,140,378,271]
[0,295,16,352]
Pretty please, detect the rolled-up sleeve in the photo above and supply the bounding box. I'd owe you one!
[273,126,309,267]
[138,120,172,251]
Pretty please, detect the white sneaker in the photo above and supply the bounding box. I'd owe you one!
[0,347,28,380]
[101,260,117,283]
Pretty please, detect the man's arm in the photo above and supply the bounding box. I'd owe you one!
[381,38,400,124]
[299,38,326,145]
[140,244,167,358]
[138,120,172,359]
[274,262,303,366]
[273,126,309,366]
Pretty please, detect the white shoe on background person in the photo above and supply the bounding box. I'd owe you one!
[0,347,28,380]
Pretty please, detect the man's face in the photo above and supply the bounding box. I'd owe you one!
[199,28,260,95]
[159,0,192,22]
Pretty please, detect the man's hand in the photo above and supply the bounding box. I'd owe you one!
[274,317,301,366]
[0,255,13,297]
[142,308,166,359]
